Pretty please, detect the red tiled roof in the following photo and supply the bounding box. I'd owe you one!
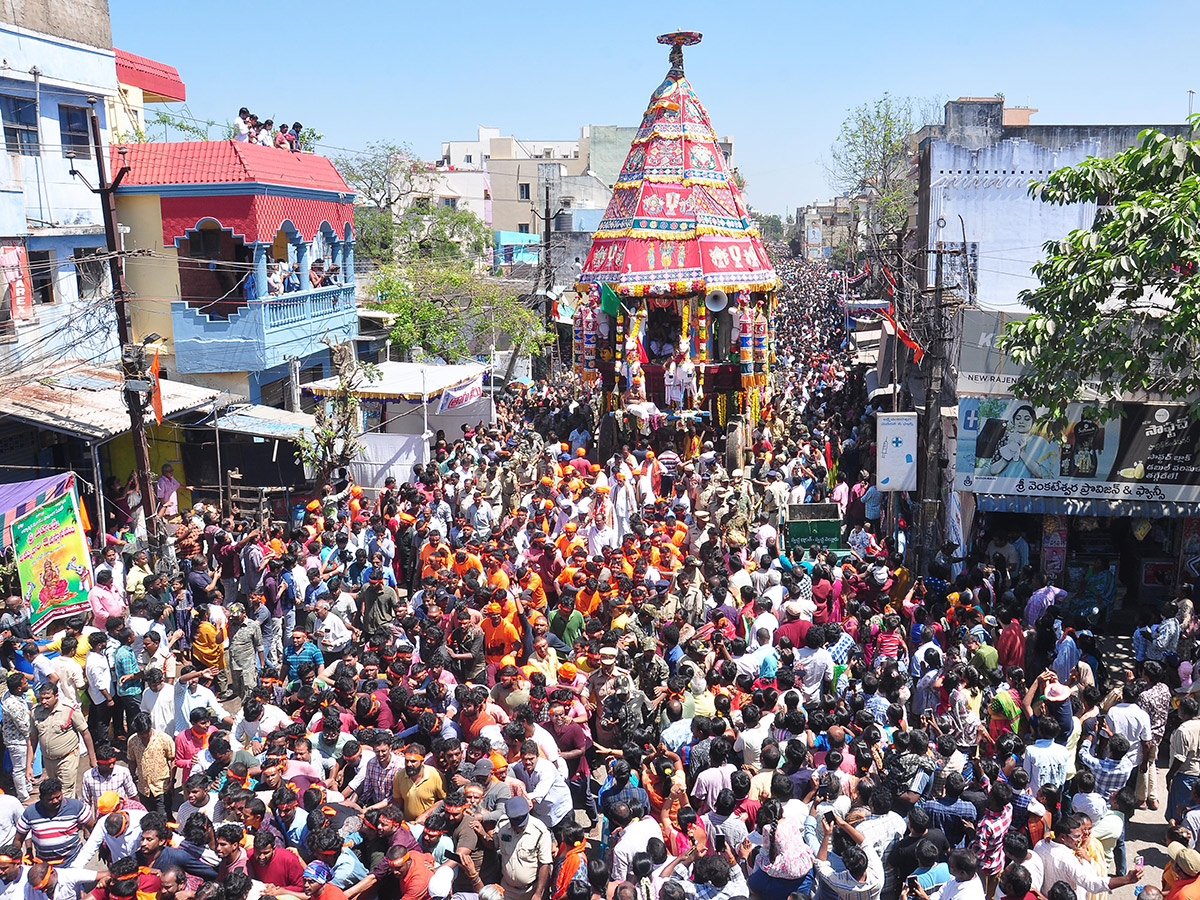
[114,49,186,102]
[113,140,352,194]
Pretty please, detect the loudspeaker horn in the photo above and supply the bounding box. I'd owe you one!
[704,289,728,312]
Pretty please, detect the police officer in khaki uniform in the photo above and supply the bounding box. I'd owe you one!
[28,681,96,799]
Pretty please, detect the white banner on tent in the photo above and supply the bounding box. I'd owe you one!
[349,432,426,488]
[436,376,484,413]
[876,412,918,492]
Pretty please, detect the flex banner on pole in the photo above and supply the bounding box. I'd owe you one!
[13,491,93,632]
[877,412,918,492]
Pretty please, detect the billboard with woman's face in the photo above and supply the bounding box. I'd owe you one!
[956,397,1200,503]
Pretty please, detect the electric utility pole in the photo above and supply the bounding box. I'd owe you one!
[917,241,956,576]
[76,98,161,564]
[529,184,563,377]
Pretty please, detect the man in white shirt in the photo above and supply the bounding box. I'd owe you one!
[796,628,835,704]
[173,670,231,735]
[234,108,251,142]
[751,598,780,641]
[1034,814,1141,900]
[930,849,986,900]
[313,601,351,658]
[84,633,113,737]
[139,669,176,736]
[95,547,126,600]
[814,814,883,900]
[0,787,22,844]
[52,639,85,706]
[609,799,663,882]
[231,698,291,753]
[511,740,573,829]
[1105,682,1154,768]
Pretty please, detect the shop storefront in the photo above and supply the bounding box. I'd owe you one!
[952,309,1200,620]
[968,504,1189,620]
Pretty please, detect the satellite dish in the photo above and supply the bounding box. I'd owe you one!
[705,289,728,312]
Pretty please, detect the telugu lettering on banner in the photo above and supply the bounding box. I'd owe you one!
[955,396,1200,503]
[13,491,93,632]
[436,376,484,414]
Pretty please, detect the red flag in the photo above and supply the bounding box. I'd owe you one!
[879,309,925,363]
[150,347,163,425]
[881,264,897,296]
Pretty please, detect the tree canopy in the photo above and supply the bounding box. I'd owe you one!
[826,93,918,250]
[334,141,430,265]
[750,212,784,241]
[999,121,1200,428]
[372,263,552,363]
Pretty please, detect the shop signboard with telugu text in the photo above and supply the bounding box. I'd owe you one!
[955,396,1200,504]
[786,519,841,551]
[12,491,92,632]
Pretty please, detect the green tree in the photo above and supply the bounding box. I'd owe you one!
[750,212,784,241]
[999,121,1200,429]
[334,141,431,265]
[394,202,493,262]
[372,262,552,362]
[827,93,920,256]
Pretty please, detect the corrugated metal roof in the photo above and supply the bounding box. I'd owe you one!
[213,404,315,439]
[0,362,220,442]
[113,141,351,194]
[114,49,186,102]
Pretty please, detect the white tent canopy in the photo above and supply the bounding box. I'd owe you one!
[306,361,487,403]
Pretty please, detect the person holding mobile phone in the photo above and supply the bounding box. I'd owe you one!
[811,809,884,899]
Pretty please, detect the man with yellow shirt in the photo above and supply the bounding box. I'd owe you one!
[392,744,445,822]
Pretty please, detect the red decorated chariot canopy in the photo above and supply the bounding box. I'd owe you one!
[580,32,779,297]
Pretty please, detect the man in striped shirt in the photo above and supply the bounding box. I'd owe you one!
[972,782,1014,899]
[657,442,681,495]
[16,778,91,865]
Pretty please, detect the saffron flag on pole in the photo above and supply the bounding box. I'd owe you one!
[150,347,164,425]
[879,309,925,363]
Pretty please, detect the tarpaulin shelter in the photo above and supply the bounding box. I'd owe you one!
[574,33,779,439]
[305,362,493,467]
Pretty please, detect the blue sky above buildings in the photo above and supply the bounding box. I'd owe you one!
[111,0,1198,216]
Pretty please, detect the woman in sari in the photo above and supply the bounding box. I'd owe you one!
[1074,814,1111,900]
[191,603,225,675]
[988,678,1023,743]
[551,822,589,900]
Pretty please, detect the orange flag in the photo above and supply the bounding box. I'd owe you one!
[150,347,163,425]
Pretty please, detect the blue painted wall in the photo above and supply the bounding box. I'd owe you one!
[172,283,357,374]
[0,25,119,367]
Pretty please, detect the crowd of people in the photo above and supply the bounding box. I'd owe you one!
[0,253,1191,900]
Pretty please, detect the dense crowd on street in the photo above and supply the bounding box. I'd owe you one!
[0,255,1196,900]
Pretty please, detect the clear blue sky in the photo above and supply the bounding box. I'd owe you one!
[111,0,1198,217]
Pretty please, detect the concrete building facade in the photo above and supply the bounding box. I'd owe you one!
[0,3,122,367]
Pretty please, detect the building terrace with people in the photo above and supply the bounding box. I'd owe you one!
[113,138,358,406]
